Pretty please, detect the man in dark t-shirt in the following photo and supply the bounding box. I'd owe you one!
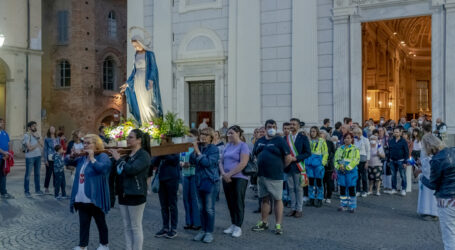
[252,119,291,235]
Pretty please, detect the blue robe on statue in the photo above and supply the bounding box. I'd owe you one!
[125,50,163,124]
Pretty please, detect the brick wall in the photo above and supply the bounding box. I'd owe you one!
[42,0,126,136]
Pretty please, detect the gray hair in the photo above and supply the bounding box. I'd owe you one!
[422,134,446,156]
[319,129,328,139]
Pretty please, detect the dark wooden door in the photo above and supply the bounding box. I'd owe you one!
[189,81,215,129]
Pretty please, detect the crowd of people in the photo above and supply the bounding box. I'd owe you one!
[0,115,453,250]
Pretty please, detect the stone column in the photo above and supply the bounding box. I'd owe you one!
[350,17,363,123]
[431,3,445,128]
[227,0,261,129]
[291,0,318,124]
[445,0,455,135]
[332,15,351,123]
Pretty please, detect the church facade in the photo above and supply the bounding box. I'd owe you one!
[128,0,455,143]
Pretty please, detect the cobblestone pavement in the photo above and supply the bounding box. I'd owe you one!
[0,159,444,250]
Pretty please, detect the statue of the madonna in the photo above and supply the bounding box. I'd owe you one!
[121,33,163,125]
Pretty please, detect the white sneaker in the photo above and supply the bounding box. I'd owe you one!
[383,189,391,194]
[223,224,235,234]
[97,244,109,250]
[73,247,85,250]
[232,226,242,238]
[376,191,381,196]
[326,199,331,204]
[361,192,367,198]
[400,190,406,196]
[303,196,309,202]
[356,192,361,197]
[389,189,397,195]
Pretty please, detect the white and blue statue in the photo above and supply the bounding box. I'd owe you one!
[121,31,163,125]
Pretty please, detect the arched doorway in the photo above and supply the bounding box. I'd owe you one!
[362,16,431,122]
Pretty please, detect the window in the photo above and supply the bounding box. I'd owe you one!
[58,60,71,88]
[103,57,116,90]
[108,11,117,39]
[57,11,69,44]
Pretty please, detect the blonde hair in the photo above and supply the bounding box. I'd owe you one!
[422,134,445,156]
[200,127,215,143]
[83,134,105,151]
[353,127,362,135]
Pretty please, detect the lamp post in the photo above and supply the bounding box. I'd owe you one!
[0,33,5,47]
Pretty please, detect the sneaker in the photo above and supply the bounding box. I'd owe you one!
[286,210,296,217]
[400,190,406,196]
[166,230,178,239]
[367,192,372,195]
[155,228,168,238]
[302,196,309,202]
[55,195,62,200]
[337,207,347,212]
[73,247,85,250]
[389,189,397,195]
[193,231,206,241]
[251,221,269,231]
[348,208,355,213]
[356,192,361,197]
[361,192,368,198]
[25,192,32,198]
[1,193,14,199]
[97,244,109,250]
[375,191,381,196]
[35,191,45,196]
[223,225,235,234]
[383,189,391,194]
[202,232,213,243]
[305,199,314,207]
[232,226,242,238]
[61,196,69,200]
[325,199,331,204]
[44,189,50,194]
[274,224,283,235]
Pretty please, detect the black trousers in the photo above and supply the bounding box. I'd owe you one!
[323,171,334,199]
[44,161,55,189]
[75,203,108,247]
[223,178,248,227]
[356,161,368,193]
[158,178,179,231]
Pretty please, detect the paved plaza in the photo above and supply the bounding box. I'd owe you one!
[0,159,444,250]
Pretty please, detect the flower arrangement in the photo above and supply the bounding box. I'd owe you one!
[152,112,189,138]
[104,112,189,142]
[104,119,136,141]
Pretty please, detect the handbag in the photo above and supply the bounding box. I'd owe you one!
[198,178,214,193]
[242,153,258,176]
[151,164,161,193]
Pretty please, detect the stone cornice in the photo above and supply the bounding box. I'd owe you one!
[0,45,43,55]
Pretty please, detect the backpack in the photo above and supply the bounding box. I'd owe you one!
[22,133,31,153]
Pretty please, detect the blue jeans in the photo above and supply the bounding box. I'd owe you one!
[390,160,406,190]
[183,175,201,227]
[24,156,41,193]
[197,180,219,233]
[0,159,7,195]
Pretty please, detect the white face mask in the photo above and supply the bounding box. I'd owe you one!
[380,120,384,124]
[418,120,423,125]
[370,140,377,145]
[267,128,277,137]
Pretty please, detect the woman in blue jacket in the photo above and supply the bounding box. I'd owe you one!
[190,127,220,243]
[67,134,112,250]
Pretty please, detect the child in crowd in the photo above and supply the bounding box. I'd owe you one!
[53,145,67,200]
